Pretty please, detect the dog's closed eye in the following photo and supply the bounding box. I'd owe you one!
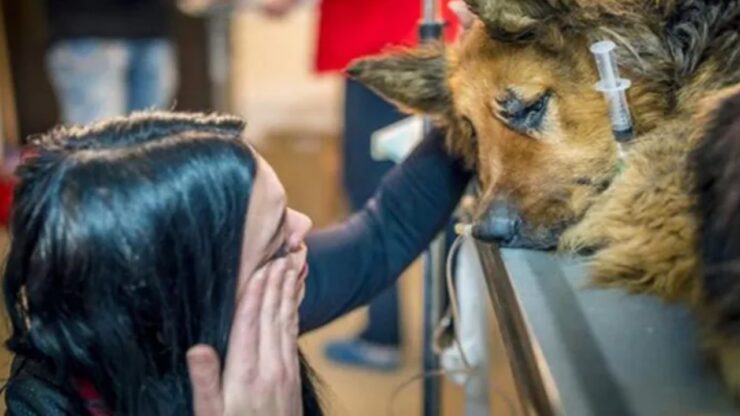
[496,89,552,136]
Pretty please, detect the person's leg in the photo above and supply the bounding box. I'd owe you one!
[325,79,404,371]
[126,38,177,112]
[46,39,128,124]
[341,78,399,210]
[360,285,400,344]
[345,78,406,347]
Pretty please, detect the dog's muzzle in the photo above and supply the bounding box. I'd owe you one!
[472,200,560,250]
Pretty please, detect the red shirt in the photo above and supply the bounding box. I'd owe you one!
[74,379,111,416]
[316,0,458,73]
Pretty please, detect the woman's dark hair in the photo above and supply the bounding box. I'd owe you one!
[2,112,320,414]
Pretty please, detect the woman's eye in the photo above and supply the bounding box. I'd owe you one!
[255,241,291,270]
[270,242,290,260]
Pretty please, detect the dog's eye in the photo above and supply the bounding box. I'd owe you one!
[528,95,548,115]
[497,91,552,135]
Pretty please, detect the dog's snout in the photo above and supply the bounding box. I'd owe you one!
[471,199,561,250]
[472,202,521,243]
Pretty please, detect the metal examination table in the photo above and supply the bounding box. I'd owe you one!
[475,243,740,416]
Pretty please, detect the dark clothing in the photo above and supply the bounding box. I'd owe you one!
[342,79,399,210]
[5,128,471,414]
[300,127,471,332]
[361,285,400,345]
[44,0,170,43]
[343,78,405,346]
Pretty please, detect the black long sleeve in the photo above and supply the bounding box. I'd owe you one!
[299,128,472,333]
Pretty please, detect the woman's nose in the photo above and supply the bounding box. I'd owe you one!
[285,208,313,249]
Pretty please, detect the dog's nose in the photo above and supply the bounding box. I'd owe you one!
[472,201,521,243]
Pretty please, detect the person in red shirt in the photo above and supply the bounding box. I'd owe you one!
[262,0,458,371]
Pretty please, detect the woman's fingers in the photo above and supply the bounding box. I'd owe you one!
[259,259,289,383]
[211,257,304,415]
[279,266,300,378]
[223,266,269,389]
[278,267,302,415]
[187,345,224,416]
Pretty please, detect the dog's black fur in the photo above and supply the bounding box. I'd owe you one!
[694,87,740,341]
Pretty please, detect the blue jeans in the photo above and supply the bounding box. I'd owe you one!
[47,38,177,124]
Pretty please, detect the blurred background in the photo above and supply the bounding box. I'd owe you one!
[0,1,519,414]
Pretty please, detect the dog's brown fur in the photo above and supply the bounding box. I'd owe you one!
[348,0,740,397]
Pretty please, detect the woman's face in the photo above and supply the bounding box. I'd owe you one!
[238,150,313,302]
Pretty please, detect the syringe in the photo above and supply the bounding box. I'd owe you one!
[590,40,634,162]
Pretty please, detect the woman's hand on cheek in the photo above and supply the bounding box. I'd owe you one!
[187,258,303,416]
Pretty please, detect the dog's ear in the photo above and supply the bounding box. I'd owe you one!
[461,0,661,50]
[347,42,478,166]
[463,0,567,44]
[346,42,453,117]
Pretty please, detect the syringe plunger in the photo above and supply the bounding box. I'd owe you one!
[590,41,634,142]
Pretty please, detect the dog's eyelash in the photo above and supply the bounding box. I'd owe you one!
[497,92,550,118]
[495,91,552,135]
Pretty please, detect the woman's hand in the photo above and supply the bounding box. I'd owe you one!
[187,258,303,416]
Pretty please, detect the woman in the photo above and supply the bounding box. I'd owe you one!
[2,111,470,414]
[262,0,467,368]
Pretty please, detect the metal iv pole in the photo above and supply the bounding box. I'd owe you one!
[419,1,445,416]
